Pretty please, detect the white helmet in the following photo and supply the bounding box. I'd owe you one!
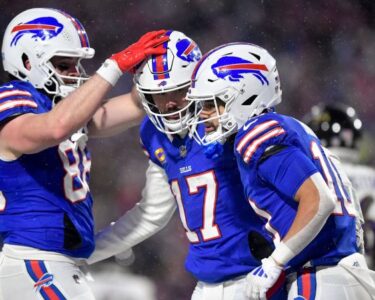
[2,8,95,99]
[134,30,202,134]
[187,42,282,145]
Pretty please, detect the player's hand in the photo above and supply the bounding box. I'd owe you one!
[245,257,283,300]
[110,30,169,73]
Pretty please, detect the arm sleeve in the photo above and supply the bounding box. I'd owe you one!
[271,172,336,265]
[87,160,176,264]
[259,147,337,265]
[258,146,319,199]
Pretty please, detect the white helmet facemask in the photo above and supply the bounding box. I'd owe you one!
[141,92,196,135]
[186,42,282,145]
[187,87,240,145]
[134,30,202,134]
[2,8,95,100]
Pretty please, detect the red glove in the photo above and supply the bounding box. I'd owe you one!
[111,30,169,73]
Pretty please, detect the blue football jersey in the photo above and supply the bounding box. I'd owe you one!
[140,117,274,283]
[234,112,358,270]
[0,81,94,258]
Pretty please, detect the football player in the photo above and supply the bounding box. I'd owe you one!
[88,31,286,300]
[305,103,375,269]
[187,42,375,299]
[0,8,167,300]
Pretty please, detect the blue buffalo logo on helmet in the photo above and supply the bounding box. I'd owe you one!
[10,17,64,46]
[176,39,201,63]
[212,56,269,84]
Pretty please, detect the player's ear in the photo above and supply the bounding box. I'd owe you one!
[248,230,274,261]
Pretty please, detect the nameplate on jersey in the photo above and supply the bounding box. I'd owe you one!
[179,166,192,174]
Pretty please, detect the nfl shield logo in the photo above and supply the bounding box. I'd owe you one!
[179,145,187,158]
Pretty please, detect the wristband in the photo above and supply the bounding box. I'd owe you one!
[96,59,122,86]
[270,241,295,266]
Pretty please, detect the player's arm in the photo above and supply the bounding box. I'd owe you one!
[0,30,167,157]
[261,147,336,265]
[88,30,170,138]
[87,86,145,138]
[0,75,112,157]
[245,147,336,299]
[272,172,336,264]
[87,160,176,264]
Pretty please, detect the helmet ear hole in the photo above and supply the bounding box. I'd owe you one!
[21,53,29,69]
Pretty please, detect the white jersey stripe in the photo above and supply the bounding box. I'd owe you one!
[0,99,38,112]
[243,127,285,163]
[236,120,279,153]
[0,90,32,99]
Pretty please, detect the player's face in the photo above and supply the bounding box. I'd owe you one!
[152,87,189,120]
[50,56,80,84]
[199,100,225,133]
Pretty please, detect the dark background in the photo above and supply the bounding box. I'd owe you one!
[1,1,374,299]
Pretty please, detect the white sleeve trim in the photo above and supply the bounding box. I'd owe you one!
[88,160,176,264]
[96,59,122,86]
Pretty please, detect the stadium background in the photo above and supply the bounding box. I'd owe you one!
[1,1,374,299]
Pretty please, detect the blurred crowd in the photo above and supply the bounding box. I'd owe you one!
[1,0,374,299]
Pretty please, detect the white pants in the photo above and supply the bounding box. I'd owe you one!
[191,277,248,300]
[191,276,286,300]
[287,253,375,300]
[0,250,95,300]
